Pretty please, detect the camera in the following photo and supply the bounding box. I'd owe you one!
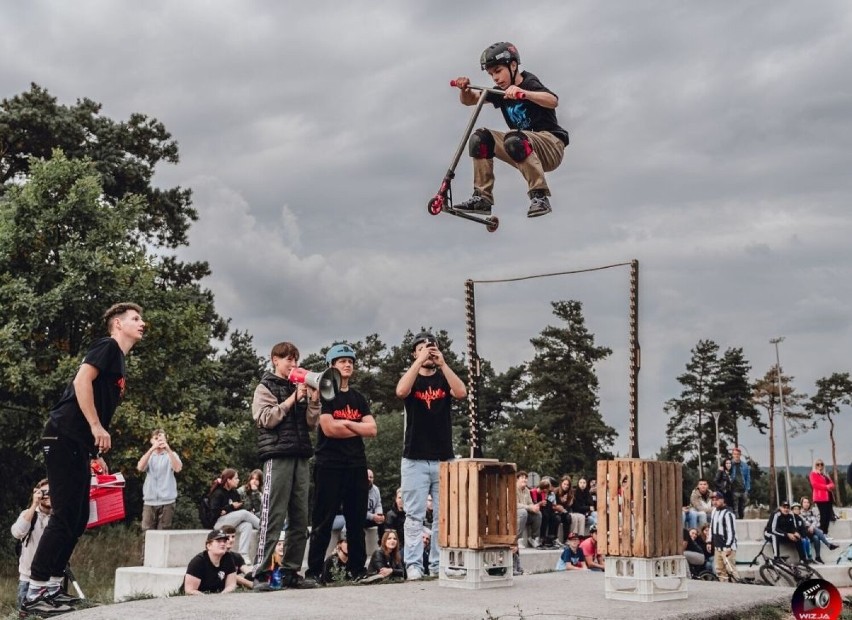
[802,584,831,610]
[39,490,50,498]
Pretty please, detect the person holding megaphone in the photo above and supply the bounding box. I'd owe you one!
[306,343,377,583]
[250,342,320,590]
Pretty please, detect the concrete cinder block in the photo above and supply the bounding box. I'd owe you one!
[143,529,257,568]
[114,566,185,601]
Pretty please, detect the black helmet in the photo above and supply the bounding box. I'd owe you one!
[480,42,520,71]
[411,331,437,351]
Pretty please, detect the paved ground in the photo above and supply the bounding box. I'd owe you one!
[65,571,796,620]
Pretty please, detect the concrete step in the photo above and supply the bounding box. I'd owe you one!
[517,548,562,574]
[119,527,380,600]
[734,518,852,541]
[735,539,852,565]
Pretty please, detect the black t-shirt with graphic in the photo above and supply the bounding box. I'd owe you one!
[403,372,454,461]
[47,337,126,454]
[315,388,371,468]
[185,550,236,593]
[485,71,569,145]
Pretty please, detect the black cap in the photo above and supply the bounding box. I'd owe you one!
[779,501,790,508]
[411,332,437,350]
[207,529,229,542]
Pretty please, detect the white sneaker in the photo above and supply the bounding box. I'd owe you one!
[406,567,423,581]
[517,539,528,549]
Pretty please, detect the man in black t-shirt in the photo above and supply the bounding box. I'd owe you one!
[306,343,377,583]
[184,530,237,594]
[395,332,466,580]
[22,303,145,617]
[453,42,569,219]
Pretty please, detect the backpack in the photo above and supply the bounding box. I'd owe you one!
[198,495,216,529]
[15,517,38,558]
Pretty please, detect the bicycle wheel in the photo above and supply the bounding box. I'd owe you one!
[698,570,718,581]
[759,563,782,585]
[848,566,852,581]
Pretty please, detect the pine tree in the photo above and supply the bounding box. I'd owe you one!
[524,300,616,473]
[664,339,722,477]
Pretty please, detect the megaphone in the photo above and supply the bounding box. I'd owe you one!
[287,367,341,402]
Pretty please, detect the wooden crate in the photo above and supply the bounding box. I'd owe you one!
[438,459,517,550]
[596,459,682,558]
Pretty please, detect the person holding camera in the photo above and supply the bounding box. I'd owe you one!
[137,428,182,531]
[11,480,54,609]
[395,331,466,580]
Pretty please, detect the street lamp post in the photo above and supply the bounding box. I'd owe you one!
[770,337,793,506]
[712,410,722,470]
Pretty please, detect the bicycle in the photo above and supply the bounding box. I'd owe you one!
[750,539,823,586]
[835,542,852,582]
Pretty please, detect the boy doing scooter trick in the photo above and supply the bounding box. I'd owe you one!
[453,42,569,218]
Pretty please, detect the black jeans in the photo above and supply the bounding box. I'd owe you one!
[307,465,369,578]
[30,435,91,581]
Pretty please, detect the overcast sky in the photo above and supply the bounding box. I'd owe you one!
[3,1,851,471]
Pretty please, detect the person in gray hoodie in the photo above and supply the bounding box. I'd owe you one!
[137,428,182,531]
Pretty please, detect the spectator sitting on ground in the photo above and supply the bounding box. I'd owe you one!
[685,479,713,530]
[366,530,406,581]
[530,478,560,549]
[385,488,406,550]
[208,468,260,558]
[684,527,713,574]
[556,533,586,571]
[237,469,263,517]
[699,523,715,571]
[516,471,542,548]
[219,524,254,589]
[11,479,55,609]
[322,538,350,584]
[579,525,604,571]
[137,428,182,532]
[183,530,237,595]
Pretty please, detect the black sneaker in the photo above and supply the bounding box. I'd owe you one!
[20,589,74,617]
[455,193,493,215]
[48,590,80,606]
[251,575,272,592]
[814,557,824,564]
[527,191,552,218]
[828,543,839,551]
[282,571,317,589]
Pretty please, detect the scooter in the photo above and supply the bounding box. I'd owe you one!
[426,82,525,233]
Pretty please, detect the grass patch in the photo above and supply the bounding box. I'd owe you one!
[0,523,143,617]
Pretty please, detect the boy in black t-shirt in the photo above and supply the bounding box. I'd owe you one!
[395,332,466,580]
[453,42,569,218]
[22,303,145,617]
[306,344,377,583]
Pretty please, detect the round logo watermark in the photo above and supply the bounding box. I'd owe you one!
[791,579,842,620]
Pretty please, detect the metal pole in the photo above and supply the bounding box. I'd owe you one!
[712,411,721,469]
[465,280,480,458]
[770,337,793,505]
[629,259,640,458]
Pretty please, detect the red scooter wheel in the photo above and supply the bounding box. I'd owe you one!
[427,196,444,215]
[486,216,499,232]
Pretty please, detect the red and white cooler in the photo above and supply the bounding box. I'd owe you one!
[87,473,126,529]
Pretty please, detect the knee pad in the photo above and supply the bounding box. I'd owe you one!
[468,128,495,159]
[504,130,533,163]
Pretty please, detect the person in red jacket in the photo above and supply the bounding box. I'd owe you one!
[808,459,836,535]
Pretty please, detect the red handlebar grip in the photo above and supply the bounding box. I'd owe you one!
[450,79,458,87]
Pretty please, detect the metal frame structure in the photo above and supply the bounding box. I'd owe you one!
[464,259,640,458]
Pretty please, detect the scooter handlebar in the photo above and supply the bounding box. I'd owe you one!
[449,80,525,99]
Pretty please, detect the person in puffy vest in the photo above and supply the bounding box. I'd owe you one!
[250,341,320,590]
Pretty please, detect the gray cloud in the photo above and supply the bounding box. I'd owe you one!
[3,0,851,467]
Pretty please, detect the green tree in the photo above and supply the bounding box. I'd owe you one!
[664,339,722,478]
[752,365,808,507]
[716,347,765,448]
[0,86,263,529]
[805,372,852,504]
[1,84,195,247]
[523,300,616,473]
